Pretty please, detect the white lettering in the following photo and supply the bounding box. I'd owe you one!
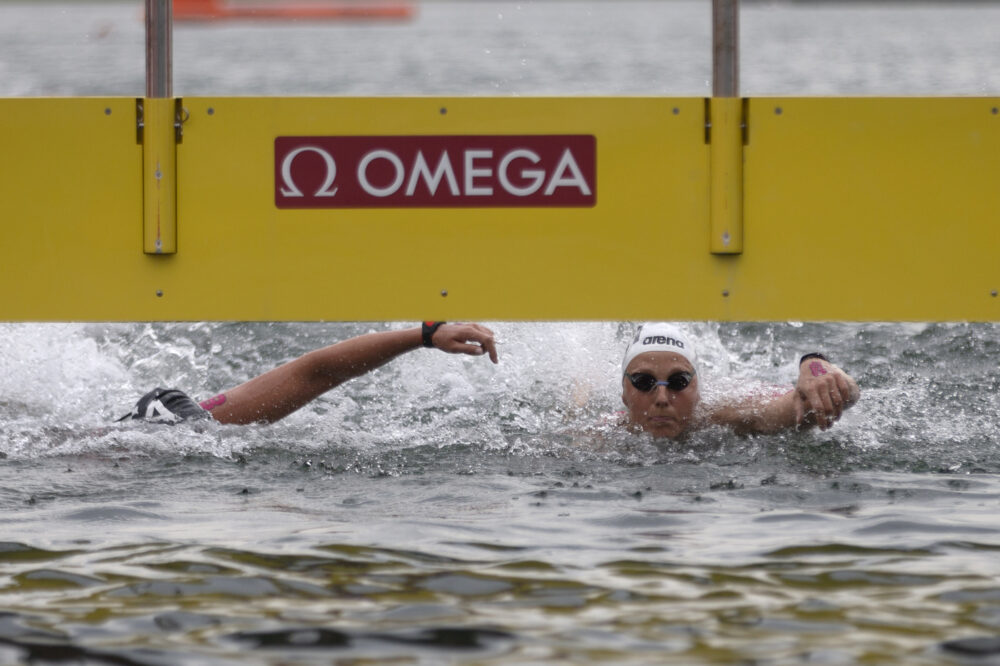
[358,150,405,197]
[280,146,338,198]
[498,149,544,197]
[464,150,493,196]
[405,151,460,197]
[544,148,592,196]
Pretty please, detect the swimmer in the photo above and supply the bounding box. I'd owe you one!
[620,323,859,438]
[119,322,497,425]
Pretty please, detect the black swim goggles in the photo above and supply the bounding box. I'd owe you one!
[626,371,694,393]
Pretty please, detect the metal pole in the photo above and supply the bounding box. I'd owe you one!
[712,0,739,97]
[709,0,742,254]
[145,0,173,98]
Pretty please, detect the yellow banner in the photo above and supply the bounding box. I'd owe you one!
[0,96,997,321]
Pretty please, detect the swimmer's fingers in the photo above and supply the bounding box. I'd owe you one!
[827,389,843,425]
[433,323,499,364]
[799,383,833,430]
[472,325,499,364]
[817,379,839,428]
[817,372,853,426]
[833,371,856,408]
[831,374,850,420]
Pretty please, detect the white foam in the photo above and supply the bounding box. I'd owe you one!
[0,323,127,423]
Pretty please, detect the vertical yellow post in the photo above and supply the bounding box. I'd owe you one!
[710,0,743,254]
[142,97,177,254]
[709,97,743,254]
[143,0,177,254]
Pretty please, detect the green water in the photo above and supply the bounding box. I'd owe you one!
[2,321,1000,662]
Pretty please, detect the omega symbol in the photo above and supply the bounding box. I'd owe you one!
[279,146,339,198]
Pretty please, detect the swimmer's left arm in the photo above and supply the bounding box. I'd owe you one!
[704,389,801,436]
[705,357,859,435]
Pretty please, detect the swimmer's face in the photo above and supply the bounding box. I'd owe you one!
[622,351,700,439]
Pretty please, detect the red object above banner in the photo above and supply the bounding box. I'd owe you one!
[275,135,596,209]
[174,0,415,22]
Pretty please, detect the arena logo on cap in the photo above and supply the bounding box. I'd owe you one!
[643,336,685,349]
[275,135,596,209]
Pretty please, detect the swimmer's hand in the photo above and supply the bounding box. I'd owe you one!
[431,323,499,364]
[793,358,860,430]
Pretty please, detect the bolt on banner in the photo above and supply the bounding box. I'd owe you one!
[275,135,596,208]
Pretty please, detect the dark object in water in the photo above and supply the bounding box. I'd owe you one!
[941,636,1000,656]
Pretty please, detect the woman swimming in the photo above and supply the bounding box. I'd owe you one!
[620,323,860,438]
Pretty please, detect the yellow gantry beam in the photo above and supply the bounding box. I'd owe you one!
[0,96,998,321]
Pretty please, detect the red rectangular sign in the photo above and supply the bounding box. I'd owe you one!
[275,135,596,209]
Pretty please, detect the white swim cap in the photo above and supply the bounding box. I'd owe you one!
[621,323,698,375]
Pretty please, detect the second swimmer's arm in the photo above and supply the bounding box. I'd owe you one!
[206,323,497,425]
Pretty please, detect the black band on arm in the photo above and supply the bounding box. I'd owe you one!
[800,352,830,365]
[422,321,445,348]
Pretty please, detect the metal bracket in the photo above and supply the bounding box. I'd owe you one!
[139,98,186,144]
[174,98,188,143]
[704,98,712,144]
[136,98,144,144]
[705,97,749,145]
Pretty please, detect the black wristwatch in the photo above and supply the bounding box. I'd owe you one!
[422,321,445,348]
[800,352,830,365]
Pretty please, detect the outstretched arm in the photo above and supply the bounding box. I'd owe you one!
[706,355,860,436]
[203,323,497,425]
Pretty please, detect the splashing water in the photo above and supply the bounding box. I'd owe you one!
[1,321,997,474]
